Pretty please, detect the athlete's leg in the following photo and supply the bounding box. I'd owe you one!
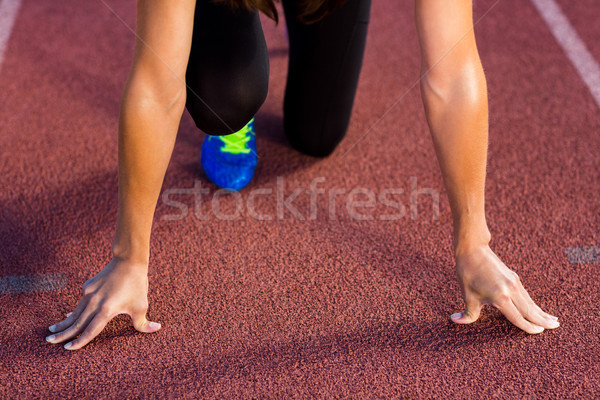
[185,0,267,190]
[185,0,269,135]
[282,0,371,157]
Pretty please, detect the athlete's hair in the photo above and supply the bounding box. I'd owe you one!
[213,0,347,24]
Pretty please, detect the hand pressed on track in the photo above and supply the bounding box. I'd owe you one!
[451,245,559,334]
[46,258,161,350]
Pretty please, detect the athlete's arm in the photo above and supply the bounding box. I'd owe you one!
[46,0,197,350]
[414,0,559,333]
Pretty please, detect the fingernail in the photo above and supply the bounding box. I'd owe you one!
[46,335,56,343]
[64,342,73,350]
[48,325,57,333]
[549,320,560,329]
[149,322,161,330]
[534,326,545,334]
[450,313,462,320]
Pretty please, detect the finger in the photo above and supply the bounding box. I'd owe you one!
[451,292,482,324]
[46,306,97,344]
[518,286,559,321]
[495,260,559,322]
[513,289,560,330]
[495,298,545,334]
[49,300,87,333]
[131,310,161,333]
[63,313,110,350]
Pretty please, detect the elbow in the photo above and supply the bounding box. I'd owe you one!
[121,74,188,120]
[420,58,487,112]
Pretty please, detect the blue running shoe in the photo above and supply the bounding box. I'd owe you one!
[200,118,257,191]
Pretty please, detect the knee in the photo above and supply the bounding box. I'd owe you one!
[284,118,345,158]
[186,78,268,135]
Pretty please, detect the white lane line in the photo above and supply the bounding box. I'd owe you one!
[530,0,600,107]
[0,273,68,295]
[564,246,600,264]
[0,0,22,72]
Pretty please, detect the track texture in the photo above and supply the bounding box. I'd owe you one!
[1,0,599,398]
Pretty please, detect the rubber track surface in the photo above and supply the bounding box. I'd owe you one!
[1,0,599,398]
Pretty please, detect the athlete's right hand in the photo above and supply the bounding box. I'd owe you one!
[46,257,161,350]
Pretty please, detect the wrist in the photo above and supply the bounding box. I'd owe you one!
[453,220,491,258]
[112,238,150,266]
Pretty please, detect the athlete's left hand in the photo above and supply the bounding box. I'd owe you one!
[451,244,560,334]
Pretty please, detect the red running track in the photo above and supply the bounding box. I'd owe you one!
[1,0,599,398]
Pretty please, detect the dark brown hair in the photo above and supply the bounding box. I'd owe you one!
[213,0,347,24]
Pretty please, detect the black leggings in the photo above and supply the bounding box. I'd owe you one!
[185,0,371,157]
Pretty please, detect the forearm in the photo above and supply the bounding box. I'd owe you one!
[112,78,185,265]
[415,0,492,255]
[413,1,559,333]
[420,56,491,255]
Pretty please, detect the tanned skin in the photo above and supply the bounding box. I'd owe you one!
[46,0,559,350]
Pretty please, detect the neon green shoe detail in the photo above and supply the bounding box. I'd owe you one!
[201,117,257,191]
[215,118,255,155]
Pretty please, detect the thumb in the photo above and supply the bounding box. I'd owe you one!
[131,311,162,333]
[451,294,481,324]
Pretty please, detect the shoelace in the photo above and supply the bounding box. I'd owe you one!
[218,120,254,155]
